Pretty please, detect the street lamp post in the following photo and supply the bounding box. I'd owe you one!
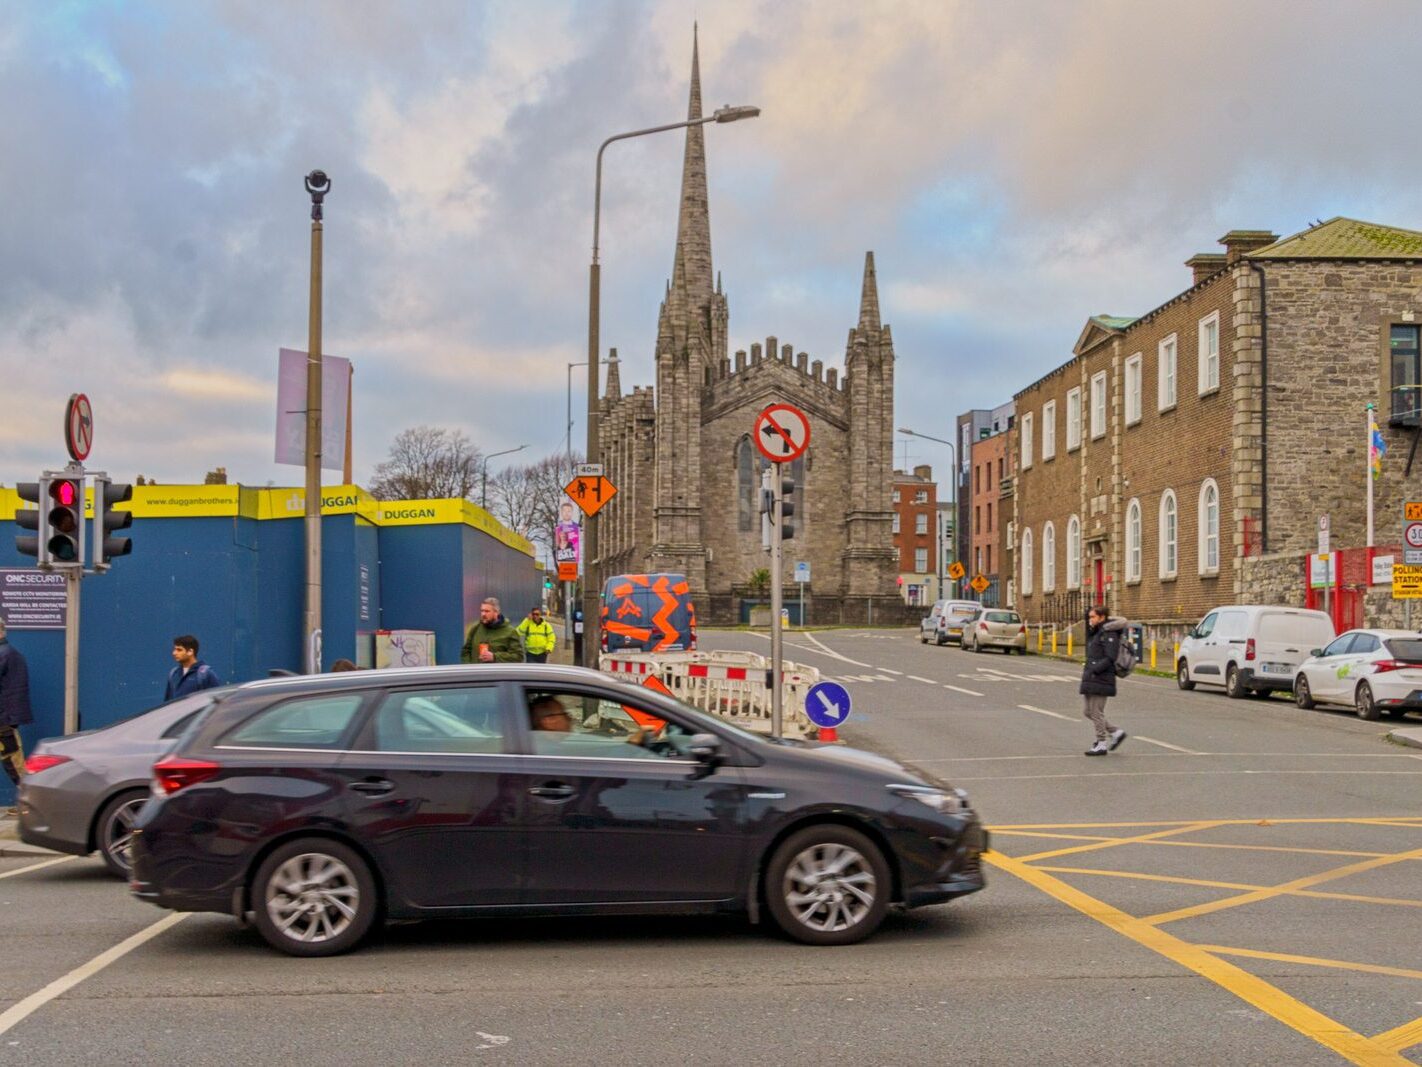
[302,169,330,675]
[583,103,760,666]
[566,356,615,477]
[899,428,956,601]
[480,444,527,511]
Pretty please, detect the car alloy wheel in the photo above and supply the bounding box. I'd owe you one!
[97,790,148,878]
[1176,660,1195,691]
[1294,675,1315,709]
[1225,665,1245,699]
[252,839,377,957]
[765,825,890,946]
[1355,682,1381,721]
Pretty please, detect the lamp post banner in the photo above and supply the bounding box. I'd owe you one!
[275,348,351,469]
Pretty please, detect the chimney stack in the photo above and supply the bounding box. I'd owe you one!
[1218,229,1279,265]
[1185,253,1228,286]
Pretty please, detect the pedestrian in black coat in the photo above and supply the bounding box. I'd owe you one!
[0,619,34,791]
[1078,605,1128,756]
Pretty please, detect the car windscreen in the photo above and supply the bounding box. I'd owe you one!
[1384,638,1422,662]
[986,611,1020,624]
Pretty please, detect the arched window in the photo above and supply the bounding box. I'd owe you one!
[1042,521,1056,592]
[1066,515,1081,589]
[1021,528,1034,596]
[1159,490,1178,578]
[1125,500,1142,582]
[1198,479,1220,574]
[736,437,755,532]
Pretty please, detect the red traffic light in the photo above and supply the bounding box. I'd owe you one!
[51,480,78,507]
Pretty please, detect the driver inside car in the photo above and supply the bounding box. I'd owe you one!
[527,694,662,750]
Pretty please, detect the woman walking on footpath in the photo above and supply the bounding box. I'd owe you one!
[1080,605,1129,756]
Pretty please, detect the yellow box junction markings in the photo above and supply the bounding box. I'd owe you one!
[984,817,1422,1065]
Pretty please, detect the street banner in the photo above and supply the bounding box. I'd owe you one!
[275,348,351,469]
[555,499,581,571]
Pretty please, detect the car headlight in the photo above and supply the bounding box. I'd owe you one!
[888,784,971,814]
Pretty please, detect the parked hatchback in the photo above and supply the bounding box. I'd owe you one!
[1293,629,1422,720]
[961,609,1028,655]
[130,665,987,956]
[1176,605,1334,698]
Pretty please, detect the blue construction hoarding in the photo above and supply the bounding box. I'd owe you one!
[0,483,542,801]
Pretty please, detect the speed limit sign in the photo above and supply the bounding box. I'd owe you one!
[1406,522,1422,548]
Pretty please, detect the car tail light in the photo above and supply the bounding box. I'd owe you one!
[1019,625,1027,634]
[1245,638,1256,661]
[24,754,71,775]
[152,756,221,795]
[979,621,989,630]
[1371,660,1422,673]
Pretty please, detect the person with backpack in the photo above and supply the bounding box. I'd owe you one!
[1080,604,1130,756]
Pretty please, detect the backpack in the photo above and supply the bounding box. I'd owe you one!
[1113,629,1138,677]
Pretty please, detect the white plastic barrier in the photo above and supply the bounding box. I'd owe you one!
[600,650,820,737]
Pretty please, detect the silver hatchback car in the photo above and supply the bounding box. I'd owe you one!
[18,690,225,876]
[960,609,1029,654]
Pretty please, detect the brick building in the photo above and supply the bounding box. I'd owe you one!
[892,465,938,606]
[597,32,899,623]
[970,429,1009,605]
[1009,217,1422,636]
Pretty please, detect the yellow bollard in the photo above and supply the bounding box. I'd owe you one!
[1173,641,1180,666]
[1051,628,1058,655]
[1037,626,1044,652]
[1150,639,1158,670]
[1067,630,1073,658]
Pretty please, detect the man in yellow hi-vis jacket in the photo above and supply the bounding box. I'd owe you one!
[516,607,557,663]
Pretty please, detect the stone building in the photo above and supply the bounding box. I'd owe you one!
[1009,217,1422,637]
[892,465,938,606]
[597,33,899,623]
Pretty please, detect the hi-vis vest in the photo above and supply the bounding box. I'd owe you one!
[517,618,556,655]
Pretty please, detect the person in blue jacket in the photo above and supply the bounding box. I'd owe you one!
[0,618,34,791]
[164,635,222,701]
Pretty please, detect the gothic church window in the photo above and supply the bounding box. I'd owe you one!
[736,437,754,531]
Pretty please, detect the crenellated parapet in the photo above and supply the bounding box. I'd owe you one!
[702,336,850,427]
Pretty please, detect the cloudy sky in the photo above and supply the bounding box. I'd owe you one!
[4,0,1421,490]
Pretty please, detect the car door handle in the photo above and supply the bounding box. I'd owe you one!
[348,778,396,796]
[528,782,577,800]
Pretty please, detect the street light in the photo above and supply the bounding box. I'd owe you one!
[480,444,527,510]
[583,102,760,665]
[566,355,615,478]
[899,428,956,601]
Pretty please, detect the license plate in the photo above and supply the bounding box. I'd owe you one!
[948,628,962,636]
[1261,662,1291,674]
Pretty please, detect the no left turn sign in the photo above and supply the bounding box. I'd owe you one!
[754,403,811,463]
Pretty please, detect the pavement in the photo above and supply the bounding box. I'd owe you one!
[0,813,60,856]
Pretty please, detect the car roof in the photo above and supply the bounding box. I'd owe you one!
[231,663,641,697]
[1340,628,1420,638]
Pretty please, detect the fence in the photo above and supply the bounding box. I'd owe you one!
[1030,589,1086,628]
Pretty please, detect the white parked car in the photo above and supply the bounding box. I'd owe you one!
[934,601,985,647]
[1176,605,1334,698]
[919,600,949,643]
[1292,629,1422,720]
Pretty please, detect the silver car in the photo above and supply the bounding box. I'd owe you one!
[960,609,1029,654]
[18,690,225,877]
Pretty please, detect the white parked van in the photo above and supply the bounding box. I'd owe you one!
[1176,605,1335,698]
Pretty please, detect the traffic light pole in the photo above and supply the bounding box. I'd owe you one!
[63,569,80,735]
[303,171,330,675]
[770,470,783,739]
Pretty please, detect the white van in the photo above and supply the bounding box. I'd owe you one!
[1176,605,1335,698]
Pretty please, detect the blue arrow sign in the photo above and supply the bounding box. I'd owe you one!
[805,681,852,729]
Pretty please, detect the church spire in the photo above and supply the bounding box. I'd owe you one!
[858,251,881,331]
[604,348,621,400]
[669,25,714,318]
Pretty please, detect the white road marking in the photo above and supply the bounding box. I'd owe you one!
[1017,703,1077,722]
[914,752,1422,763]
[0,857,74,881]
[799,632,874,667]
[877,668,904,675]
[0,912,189,1036]
[943,684,985,696]
[908,675,938,684]
[952,769,1422,782]
[1134,735,1204,754]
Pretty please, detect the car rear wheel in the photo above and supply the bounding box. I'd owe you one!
[1355,682,1381,721]
[765,825,890,946]
[96,790,148,878]
[1225,665,1247,699]
[252,839,378,957]
[1176,660,1195,690]
[1294,675,1315,709]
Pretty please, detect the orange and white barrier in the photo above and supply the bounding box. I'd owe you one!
[600,650,820,737]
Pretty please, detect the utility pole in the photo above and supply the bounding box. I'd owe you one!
[303,170,330,674]
[770,466,784,738]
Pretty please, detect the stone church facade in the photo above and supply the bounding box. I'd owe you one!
[598,35,900,624]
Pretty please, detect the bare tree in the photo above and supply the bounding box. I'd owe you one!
[489,451,581,561]
[368,426,482,501]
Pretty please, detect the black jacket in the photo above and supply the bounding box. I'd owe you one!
[1079,617,1128,697]
[0,638,35,727]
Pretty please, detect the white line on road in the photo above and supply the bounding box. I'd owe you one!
[0,912,189,1037]
[798,632,875,667]
[877,668,904,675]
[1017,703,1077,722]
[0,857,73,880]
[952,769,1422,782]
[1134,735,1205,754]
[943,684,985,696]
[908,675,938,684]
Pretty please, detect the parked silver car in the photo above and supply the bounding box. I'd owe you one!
[961,608,1029,654]
[18,690,225,876]
[919,600,949,643]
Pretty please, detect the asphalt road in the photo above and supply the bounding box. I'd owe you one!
[0,629,1417,1066]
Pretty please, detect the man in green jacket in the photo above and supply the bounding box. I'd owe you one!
[516,606,557,663]
[460,598,524,663]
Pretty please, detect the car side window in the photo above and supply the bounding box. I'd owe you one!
[161,706,210,740]
[371,686,505,754]
[523,689,693,761]
[1195,613,1218,638]
[1321,634,1357,657]
[223,694,366,749]
[1350,634,1380,655]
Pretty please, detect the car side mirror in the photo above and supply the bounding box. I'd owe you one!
[687,733,721,762]
[1310,648,1323,658]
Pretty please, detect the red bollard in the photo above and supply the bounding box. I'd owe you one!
[818,726,838,743]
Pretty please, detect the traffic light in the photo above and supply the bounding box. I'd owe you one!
[778,474,796,541]
[93,477,133,567]
[14,479,49,564]
[758,468,796,545]
[46,476,84,566]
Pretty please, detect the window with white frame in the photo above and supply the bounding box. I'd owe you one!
[1090,371,1107,439]
[1066,388,1082,450]
[1066,515,1081,589]
[1126,500,1142,582]
[1198,312,1220,393]
[892,490,901,503]
[915,513,928,535]
[892,513,900,534]
[1042,521,1056,591]
[1158,335,1178,410]
[1021,528,1034,595]
[915,548,928,572]
[1159,490,1178,578]
[1042,400,1057,460]
[914,489,928,503]
[1198,479,1220,574]
[1125,354,1142,424]
[1021,412,1034,468]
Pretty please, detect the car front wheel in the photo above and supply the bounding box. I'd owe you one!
[1294,675,1315,709]
[1177,660,1195,690]
[764,825,891,946]
[96,790,148,878]
[1355,682,1381,721]
[251,839,379,957]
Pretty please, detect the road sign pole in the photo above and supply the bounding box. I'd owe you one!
[770,469,784,738]
[64,567,80,734]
